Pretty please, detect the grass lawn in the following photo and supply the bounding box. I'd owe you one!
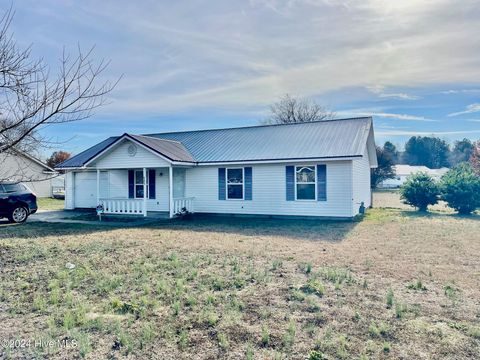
[0,195,479,359]
[37,198,65,211]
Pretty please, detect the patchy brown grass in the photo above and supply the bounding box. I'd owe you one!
[0,194,479,359]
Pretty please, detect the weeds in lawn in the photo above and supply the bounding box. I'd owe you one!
[283,320,296,350]
[261,325,270,346]
[70,329,92,358]
[467,326,480,339]
[444,283,458,300]
[172,300,181,316]
[246,343,254,359]
[271,259,283,270]
[395,302,408,319]
[298,262,312,275]
[139,322,156,349]
[178,329,188,350]
[301,279,326,297]
[386,288,394,309]
[368,321,390,338]
[407,279,427,291]
[353,311,361,322]
[291,288,306,302]
[308,350,327,360]
[217,332,229,350]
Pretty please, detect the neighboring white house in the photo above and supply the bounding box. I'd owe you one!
[0,148,60,197]
[379,164,449,188]
[56,117,377,219]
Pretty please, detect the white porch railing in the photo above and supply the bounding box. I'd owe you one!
[99,198,145,215]
[172,197,195,215]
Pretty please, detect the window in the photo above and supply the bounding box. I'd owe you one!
[227,168,243,199]
[296,166,316,200]
[135,170,149,198]
[1,183,25,193]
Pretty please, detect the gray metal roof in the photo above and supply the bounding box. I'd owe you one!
[57,117,373,168]
[58,136,119,168]
[146,117,372,163]
[127,134,195,162]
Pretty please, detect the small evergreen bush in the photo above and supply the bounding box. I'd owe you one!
[440,163,480,214]
[400,172,439,211]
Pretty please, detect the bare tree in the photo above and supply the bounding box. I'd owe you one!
[0,7,118,181]
[265,94,335,125]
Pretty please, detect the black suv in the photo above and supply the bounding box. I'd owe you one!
[0,182,38,223]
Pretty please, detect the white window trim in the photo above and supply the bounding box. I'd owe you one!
[134,169,149,199]
[294,165,317,201]
[226,167,244,200]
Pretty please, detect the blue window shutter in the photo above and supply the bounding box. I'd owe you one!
[148,169,156,199]
[244,167,252,200]
[286,166,295,201]
[218,168,226,200]
[128,170,135,199]
[317,164,327,201]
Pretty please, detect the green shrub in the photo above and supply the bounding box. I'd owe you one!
[400,172,439,211]
[440,163,480,214]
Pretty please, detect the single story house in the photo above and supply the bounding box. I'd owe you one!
[56,117,377,219]
[379,165,449,188]
[0,147,60,197]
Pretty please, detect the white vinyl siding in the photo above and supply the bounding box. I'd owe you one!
[91,139,171,169]
[68,168,170,211]
[65,171,74,209]
[352,147,372,215]
[1,152,53,197]
[185,161,353,217]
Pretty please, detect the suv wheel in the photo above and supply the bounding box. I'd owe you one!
[9,206,28,223]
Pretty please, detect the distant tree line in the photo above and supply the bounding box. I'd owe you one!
[378,137,476,169]
[372,137,480,188]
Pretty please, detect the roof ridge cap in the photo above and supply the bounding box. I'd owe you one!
[144,116,372,136]
[129,133,184,145]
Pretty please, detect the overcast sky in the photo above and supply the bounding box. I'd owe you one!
[7,0,480,154]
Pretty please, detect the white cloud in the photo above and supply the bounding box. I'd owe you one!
[337,109,435,121]
[440,89,480,95]
[448,103,480,117]
[376,129,480,136]
[12,0,480,115]
[367,85,420,100]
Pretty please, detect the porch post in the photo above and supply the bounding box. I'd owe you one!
[143,167,147,217]
[96,169,100,206]
[169,165,174,218]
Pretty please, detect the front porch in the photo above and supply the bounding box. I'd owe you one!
[93,167,194,218]
[98,196,195,217]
